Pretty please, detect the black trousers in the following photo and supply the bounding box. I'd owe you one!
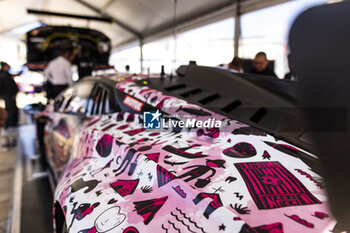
[4,95,18,128]
[46,82,68,100]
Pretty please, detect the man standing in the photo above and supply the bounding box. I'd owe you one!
[249,52,277,78]
[44,48,77,99]
[0,62,19,129]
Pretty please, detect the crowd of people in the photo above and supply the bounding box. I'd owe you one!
[0,46,132,136]
[0,48,295,139]
[225,51,297,81]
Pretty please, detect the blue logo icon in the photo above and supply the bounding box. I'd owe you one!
[143,110,161,129]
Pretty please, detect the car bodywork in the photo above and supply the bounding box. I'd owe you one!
[38,66,336,232]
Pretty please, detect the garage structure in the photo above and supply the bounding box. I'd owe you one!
[0,0,291,47]
[0,0,319,76]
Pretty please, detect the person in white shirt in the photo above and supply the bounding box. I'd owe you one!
[44,48,77,99]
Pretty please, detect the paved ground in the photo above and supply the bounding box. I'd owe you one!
[20,171,52,233]
[19,125,53,233]
[0,145,15,233]
[0,118,53,233]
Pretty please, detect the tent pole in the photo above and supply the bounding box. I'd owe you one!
[140,39,143,73]
[234,0,241,57]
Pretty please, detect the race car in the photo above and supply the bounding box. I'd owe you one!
[36,64,336,233]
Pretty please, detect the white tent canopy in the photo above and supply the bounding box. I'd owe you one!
[0,0,290,50]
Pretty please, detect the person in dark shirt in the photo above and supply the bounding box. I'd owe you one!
[249,52,277,78]
[125,65,130,73]
[0,62,19,129]
[76,49,95,80]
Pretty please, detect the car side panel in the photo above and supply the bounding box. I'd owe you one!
[54,112,335,233]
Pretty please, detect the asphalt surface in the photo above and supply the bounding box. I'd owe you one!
[0,146,15,233]
[19,124,53,233]
[1,119,53,233]
[20,170,52,233]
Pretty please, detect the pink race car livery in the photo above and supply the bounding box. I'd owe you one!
[37,65,336,233]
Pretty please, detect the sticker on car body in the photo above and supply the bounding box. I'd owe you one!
[123,95,144,112]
